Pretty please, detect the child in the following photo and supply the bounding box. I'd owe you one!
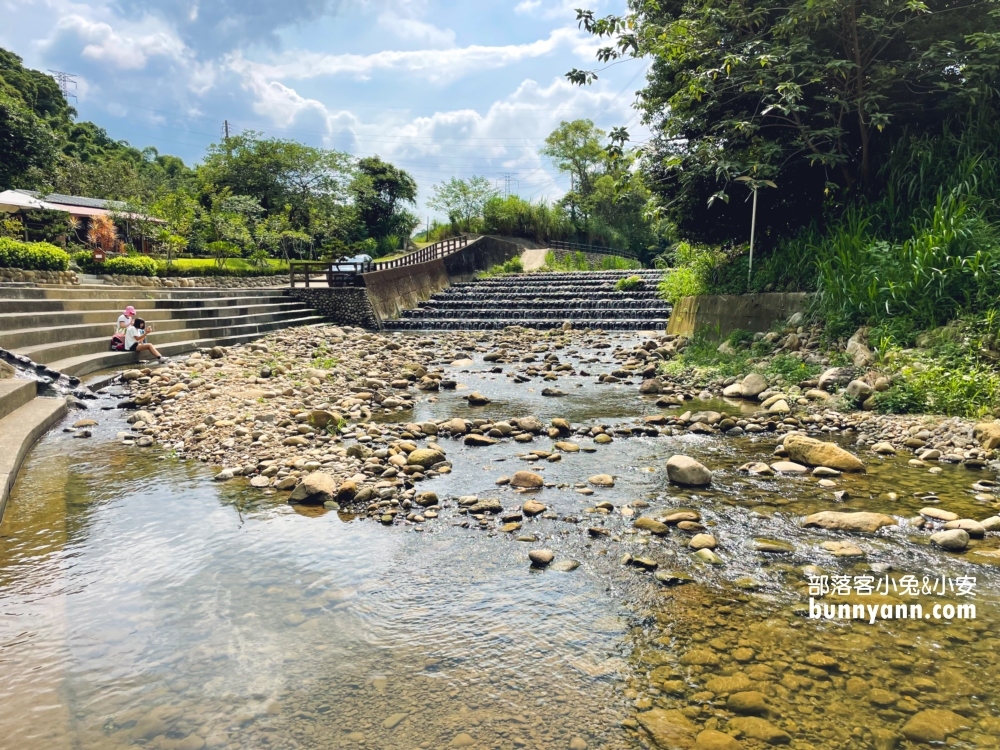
[117,306,136,333]
[125,317,165,360]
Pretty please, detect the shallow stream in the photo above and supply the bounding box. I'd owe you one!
[2,335,999,749]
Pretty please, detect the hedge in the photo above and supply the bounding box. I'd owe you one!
[103,255,159,276]
[0,238,70,271]
[157,263,286,278]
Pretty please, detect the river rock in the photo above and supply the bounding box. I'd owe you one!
[930,529,969,551]
[522,499,546,516]
[636,709,696,749]
[723,383,743,397]
[528,549,554,567]
[289,472,337,504]
[802,511,896,533]
[771,461,807,474]
[694,729,744,750]
[588,474,615,487]
[920,507,959,522]
[846,379,873,400]
[408,448,445,468]
[901,709,970,744]
[666,455,712,486]
[689,534,717,550]
[552,559,580,572]
[727,717,790,745]
[464,434,497,447]
[784,434,865,472]
[466,391,491,405]
[944,519,985,537]
[515,416,543,433]
[635,517,670,535]
[727,691,768,716]
[555,441,580,452]
[973,421,1000,449]
[510,471,543,488]
[742,372,768,398]
[818,366,855,392]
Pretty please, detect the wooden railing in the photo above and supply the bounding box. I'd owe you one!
[372,235,474,270]
[549,239,637,259]
[290,235,476,287]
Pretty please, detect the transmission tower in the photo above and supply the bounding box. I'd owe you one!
[497,172,519,198]
[48,70,78,102]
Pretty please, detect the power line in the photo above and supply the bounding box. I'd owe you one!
[48,70,78,102]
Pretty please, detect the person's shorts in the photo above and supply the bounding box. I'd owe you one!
[127,343,138,352]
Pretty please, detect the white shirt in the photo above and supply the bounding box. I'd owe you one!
[125,325,142,349]
[117,314,132,331]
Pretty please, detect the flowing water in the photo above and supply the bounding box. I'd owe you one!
[2,336,1000,749]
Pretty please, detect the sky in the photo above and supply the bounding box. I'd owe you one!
[1,0,650,220]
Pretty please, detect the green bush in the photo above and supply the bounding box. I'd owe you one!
[103,255,158,276]
[71,249,95,272]
[0,237,70,270]
[156,263,283,278]
[481,256,524,277]
[658,243,723,304]
[615,275,643,292]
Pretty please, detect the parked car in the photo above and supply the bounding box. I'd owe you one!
[328,254,373,273]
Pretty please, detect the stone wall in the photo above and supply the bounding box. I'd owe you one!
[0,268,78,285]
[442,235,523,281]
[98,274,285,288]
[289,287,379,329]
[667,293,812,337]
[362,258,451,321]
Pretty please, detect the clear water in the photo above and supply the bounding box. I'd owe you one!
[3,336,1000,749]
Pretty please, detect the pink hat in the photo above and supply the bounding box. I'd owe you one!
[125,306,136,316]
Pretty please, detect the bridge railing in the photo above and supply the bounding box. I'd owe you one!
[549,240,637,260]
[372,235,474,270]
[289,260,373,288]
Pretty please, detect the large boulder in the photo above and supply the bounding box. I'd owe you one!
[818,367,855,392]
[289,472,338,504]
[973,421,1000,449]
[802,511,896,533]
[666,455,712,486]
[514,416,544,433]
[510,471,544,489]
[901,709,970,744]
[783,434,865,472]
[741,373,768,398]
[636,709,696,750]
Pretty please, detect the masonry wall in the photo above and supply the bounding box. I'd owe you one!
[361,258,451,322]
[288,287,379,329]
[442,235,523,282]
[667,293,811,337]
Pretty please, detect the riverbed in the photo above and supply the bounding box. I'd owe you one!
[1,332,999,750]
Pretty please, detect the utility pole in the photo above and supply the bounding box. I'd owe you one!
[48,70,78,102]
[224,120,230,140]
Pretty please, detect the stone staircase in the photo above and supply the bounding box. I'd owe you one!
[0,284,326,378]
[382,269,671,331]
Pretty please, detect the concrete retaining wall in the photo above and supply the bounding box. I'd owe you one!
[442,236,523,282]
[362,258,451,321]
[667,293,811,337]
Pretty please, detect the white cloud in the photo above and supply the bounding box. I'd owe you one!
[227,25,600,83]
[514,0,542,14]
[377,13,455,47]
[51,14,187,70]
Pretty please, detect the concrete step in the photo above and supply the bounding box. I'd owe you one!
[383,318,670,331]
[0,284,286,301]
[0,305,315,347]
[20,314,327,366]
[0,379,37,422]
[0,395,67,521]
[0,293,296,316]
[47,316,327,377]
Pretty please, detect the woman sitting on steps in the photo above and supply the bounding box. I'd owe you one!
[125,318,165,360]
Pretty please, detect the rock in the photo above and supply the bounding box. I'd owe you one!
[767,399,790,414]
[783,434,865,472]
[689,534,717,550]
[464,434,497,447]
[636,709,696,750]
[541,387,567,397]
[727,691,768,716]
[383,712,409,729]
[552,559,580,572]
[666,455,712,486]
[588,474,615,487]
[847,340,874,368]
[727,717,790,745]
[944,519,986,537]
[73,419,98,428]
[121,369,143,381]
[639,379,661,394]
[415,492,439,507]
[466,391,491,405]
[522,499,546,516]
[930,529,969,551]
[282,436,309,446]
[654,570,694,586]
[635,517,670,535]
[802,511,896,533]
[554,441,580,452]
[846,379,873,401]
[981,516,1000,532]
[694,729,744,750]
[741,373,768,398]
[694,548,723,564]
[209,346,225,359]
[514,416,543,433]
[818,366,855,392]
[872,441,896,454]
[973,421,1000,449]
[450,733,477,747]
[569,737,588,750]
[820,540,864,557]
[770,461,808,474]
[289,472,338,504]
[408,448,446,468]
[528,549,554,567]
[901,709,970,744]
[510,471,544,489]
[718,341,738,356]
[445,417,468,434]
[920,507,959,522]
[723,383,744,397]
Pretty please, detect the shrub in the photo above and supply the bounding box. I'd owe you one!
[658,242,723,304]
[71,249,95,272]
[0,237,70,270]
[481,256,524,277]
[615,275,644,292]
[156,263,284,277]
[103,254,158,276]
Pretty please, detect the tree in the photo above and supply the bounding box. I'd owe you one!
[0,88,57,189]
[427,176,497,229]
[351,156,418,244]
[570,0,1000,245]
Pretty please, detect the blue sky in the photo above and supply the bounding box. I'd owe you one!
[1,0,649,217]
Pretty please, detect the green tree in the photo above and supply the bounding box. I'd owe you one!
[570,0,1000,245]
[427,176,497,229]
[351,156,418,246]
[0,88,57,189]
